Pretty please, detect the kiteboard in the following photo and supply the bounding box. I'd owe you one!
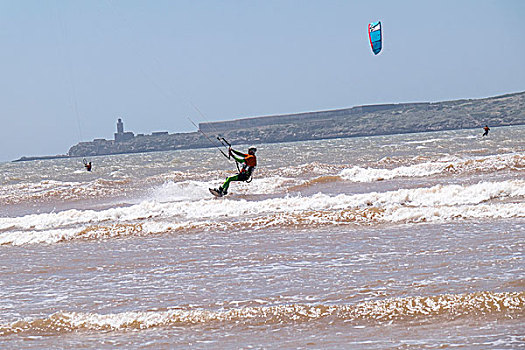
[209,188,223,197]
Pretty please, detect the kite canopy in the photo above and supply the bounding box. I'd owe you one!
[368,21,382,55]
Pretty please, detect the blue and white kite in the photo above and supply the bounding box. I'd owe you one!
[368,21,382,55]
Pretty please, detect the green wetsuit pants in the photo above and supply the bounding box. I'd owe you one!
[221,172,250,192]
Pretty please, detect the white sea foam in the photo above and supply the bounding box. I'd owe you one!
[1,292,522,334]
[150,180,214,202]
[0,178,131,206]
[340,152,524,182]
[149,176,295,203]
[1,179,524,245]
[211,175,298,196]
[404,138,444,144]
[3,153,521,208]
[340,162,445,182]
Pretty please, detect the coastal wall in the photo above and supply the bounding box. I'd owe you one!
[63,91,525,158]
[198,104,403,132]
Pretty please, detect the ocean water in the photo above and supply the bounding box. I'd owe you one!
[0,126,524,349]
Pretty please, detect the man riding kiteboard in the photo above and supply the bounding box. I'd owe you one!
[83,159,92,172]
[210,146,257,197]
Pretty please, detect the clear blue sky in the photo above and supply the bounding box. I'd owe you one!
[1,0,524,161]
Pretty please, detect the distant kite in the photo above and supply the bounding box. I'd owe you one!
[368,21,382,55]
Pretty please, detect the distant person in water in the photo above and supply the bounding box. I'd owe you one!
[482,125,490,137]
[214,146,257,196]
[84,161,92,172]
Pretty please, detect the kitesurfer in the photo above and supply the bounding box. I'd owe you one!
[85,161,92,172]
[215,146,257,196]
[482,125,490,137]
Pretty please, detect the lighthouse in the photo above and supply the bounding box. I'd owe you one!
[114,118,134,142]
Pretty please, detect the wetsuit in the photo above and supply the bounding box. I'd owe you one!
[220,149,256,194]
[85,162,92,172]
[482,126,490,137]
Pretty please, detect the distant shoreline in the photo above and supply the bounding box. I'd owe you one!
[12,124,524,163]
[14,91,525,162]
[13,155,70,162]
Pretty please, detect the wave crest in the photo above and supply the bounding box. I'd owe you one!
[2,292,522,336]
[1,180,524,245]
[340,153,525,182]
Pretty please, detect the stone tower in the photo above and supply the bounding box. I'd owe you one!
[114,118,134,142]
[117,118,124,134]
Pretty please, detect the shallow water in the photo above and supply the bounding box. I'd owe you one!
[1,126,524,348]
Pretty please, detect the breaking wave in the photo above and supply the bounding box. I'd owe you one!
[339,152,524,182]
[0,178,132,206]
[0,180,524,246]
[2,153,522,208]
[1,292,522,336]
[149,176,296,203]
